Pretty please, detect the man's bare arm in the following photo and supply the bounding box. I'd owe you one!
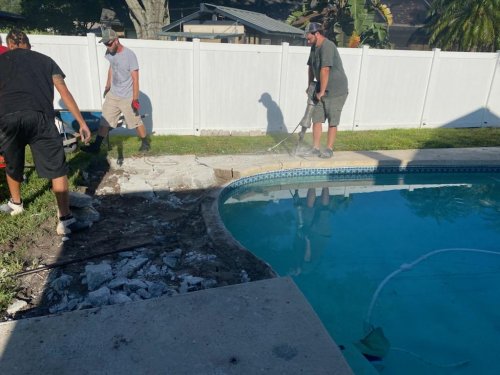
[131,69,139,101]
[317,66,330,100]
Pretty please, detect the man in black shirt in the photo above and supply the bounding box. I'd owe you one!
[0,29,92,235]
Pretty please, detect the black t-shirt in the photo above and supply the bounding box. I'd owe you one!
[0,49,65,118]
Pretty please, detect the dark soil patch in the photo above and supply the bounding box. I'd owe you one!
[5,157,275,320]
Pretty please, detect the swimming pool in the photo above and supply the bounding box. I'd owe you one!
[219,167,500,375]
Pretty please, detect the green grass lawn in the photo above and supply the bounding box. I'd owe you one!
[1,127,500,312]
[103,128,500,157]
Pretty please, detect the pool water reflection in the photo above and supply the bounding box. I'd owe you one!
[219,172,500,375]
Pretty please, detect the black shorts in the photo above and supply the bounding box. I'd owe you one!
[0,110,68,182]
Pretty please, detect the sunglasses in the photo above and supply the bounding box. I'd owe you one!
[104,40,115,47]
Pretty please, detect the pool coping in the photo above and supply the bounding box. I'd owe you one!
[201,147,500,183]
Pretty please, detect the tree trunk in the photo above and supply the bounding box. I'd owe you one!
[125,0,170,39]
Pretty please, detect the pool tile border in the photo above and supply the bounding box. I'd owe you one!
[220,165,500,200]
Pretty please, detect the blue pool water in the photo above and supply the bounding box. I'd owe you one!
[219,169,500,375]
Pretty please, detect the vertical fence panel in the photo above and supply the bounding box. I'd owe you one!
[198,43,283,134]
[124,39,195,135]
[419,48,441,128]
[422,51,498,128]
[352,46,370,131]
[85,33,103,110]
[193,39,201,135]
[483,51,500,127]
[278,42,289,123]
[353,47,435,131]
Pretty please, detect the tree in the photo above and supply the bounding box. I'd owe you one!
[20,0,105,35]
[0,0,22,13]
[426,0,500,52]
[124,0,169,39]
[286,0,392,48]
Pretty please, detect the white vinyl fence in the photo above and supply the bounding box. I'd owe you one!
[2,33,500,135]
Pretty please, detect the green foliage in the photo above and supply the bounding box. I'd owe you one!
[8,0,129,36]
[360,23,389,48]
[0,0,22,13]
[426,0,500,52]
[0,251,24,312]
[350,0,373,34]
[286,0,390,48]
[19,0,102,35]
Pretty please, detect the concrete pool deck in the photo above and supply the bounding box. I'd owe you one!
[0,278,353,375]
[1,147,499,374]
[107,147,500,192]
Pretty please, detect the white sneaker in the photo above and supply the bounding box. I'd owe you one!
[56,216,92,235]
[0,200,24,216]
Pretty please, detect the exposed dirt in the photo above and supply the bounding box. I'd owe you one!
[4,157,275,320]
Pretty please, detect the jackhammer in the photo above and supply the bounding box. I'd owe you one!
[297,81,318,150]
[267,81,318,153]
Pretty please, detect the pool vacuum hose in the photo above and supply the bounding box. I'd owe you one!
[360,247,500,368]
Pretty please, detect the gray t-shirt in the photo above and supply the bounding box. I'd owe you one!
[105,46,139,98]
[307,38,348,97]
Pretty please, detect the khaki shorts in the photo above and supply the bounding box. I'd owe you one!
[311,93,348,127]
[100,92,143,129]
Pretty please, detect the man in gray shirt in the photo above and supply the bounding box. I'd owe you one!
[303,22,348,159]
[83,29,150,153]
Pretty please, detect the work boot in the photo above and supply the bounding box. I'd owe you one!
[139,138,150,152]
[56,215,92,235]
[0,199,24,216]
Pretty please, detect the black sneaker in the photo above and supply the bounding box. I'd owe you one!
[80,142,100,154]
[56,216,92,235]
[139,139,150,152]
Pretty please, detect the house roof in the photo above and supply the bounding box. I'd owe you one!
[161,3,304,38]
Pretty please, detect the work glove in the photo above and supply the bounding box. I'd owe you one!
[132,99,140,112]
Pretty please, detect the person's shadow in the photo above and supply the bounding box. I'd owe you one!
[258,92,292,153]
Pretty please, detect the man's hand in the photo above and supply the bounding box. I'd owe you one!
[103,86,110,98]
[316,91,326,101]
[78,122,91,144]
[132,99,140,112]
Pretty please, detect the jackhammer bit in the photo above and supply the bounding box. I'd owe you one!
[295,82,318,155]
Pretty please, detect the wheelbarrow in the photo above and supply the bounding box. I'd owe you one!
[55,110,145,153]
[55,110,103,153]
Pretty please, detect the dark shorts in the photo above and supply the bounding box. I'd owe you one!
[0,110,68,182]
[311,93,348,127]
